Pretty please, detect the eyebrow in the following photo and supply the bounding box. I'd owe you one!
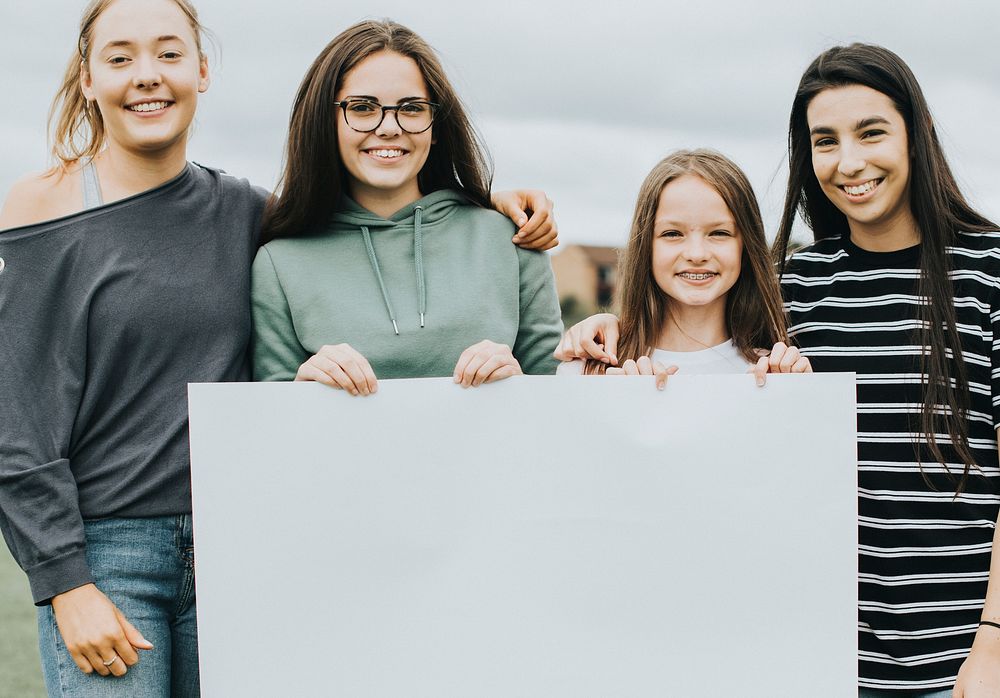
[809,115,892,137]
[854,116,891,130]
[100,35,187,50]
[343,95,429,103]
[657,219,735,228]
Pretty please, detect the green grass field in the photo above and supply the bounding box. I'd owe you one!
[0,546,45,697]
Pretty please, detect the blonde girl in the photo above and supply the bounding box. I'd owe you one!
[558,148,808,382]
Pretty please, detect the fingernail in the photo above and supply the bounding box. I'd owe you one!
[755,375,764,387]
[657,380,665,391]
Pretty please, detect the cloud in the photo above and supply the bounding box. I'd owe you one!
[2,0,998,240]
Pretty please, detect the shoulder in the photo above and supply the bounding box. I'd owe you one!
[0,167,81,231]
[191,163,268,201]
[786,236,846,263]
[253,232,328,274]
[427,201,529,259]
[189,164,269,243]
[952,231,1000,263]
[781,236,846,277]
[950,232,1000,298]
[441,202,517,238]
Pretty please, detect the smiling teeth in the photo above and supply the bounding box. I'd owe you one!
[679,272,715,280]
[844,180,879,196]
[128,102,169,112]
[369,149,403,158]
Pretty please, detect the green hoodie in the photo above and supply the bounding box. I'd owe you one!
[251,189,563,381]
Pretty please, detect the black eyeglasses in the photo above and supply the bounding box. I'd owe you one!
[334,99,440,134]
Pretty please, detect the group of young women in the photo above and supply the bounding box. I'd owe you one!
[0,0,997,696]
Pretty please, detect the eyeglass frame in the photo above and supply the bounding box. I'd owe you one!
[334,99,441,134]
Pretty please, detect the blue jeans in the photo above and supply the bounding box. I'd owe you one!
[859,689,953,697]
[37,515,199,697]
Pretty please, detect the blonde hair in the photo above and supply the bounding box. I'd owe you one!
[48,0,207,166]
[586,149,788,374]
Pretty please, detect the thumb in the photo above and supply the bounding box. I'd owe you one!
[604,326,620,366]
[116,608,154,650]
[752,355,769,387]
[511,207,529,232]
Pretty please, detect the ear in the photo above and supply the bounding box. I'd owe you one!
[198,54,210,93]
[79,61,95,102]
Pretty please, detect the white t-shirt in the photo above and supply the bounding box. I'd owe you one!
[556,339,753,375]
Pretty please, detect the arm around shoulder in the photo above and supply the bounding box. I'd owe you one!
[251,247,308,381]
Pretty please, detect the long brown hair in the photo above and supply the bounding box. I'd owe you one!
[261,19,493,242]
[586,149,788,374]
[772,43,999,492]
[48,0,207,167]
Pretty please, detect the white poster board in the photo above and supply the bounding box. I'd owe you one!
[188,374,857,697]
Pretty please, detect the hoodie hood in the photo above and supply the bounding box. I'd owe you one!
[330,188,471,230]
[331,189,473,335]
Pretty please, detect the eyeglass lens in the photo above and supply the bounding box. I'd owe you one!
[342,100,434,133]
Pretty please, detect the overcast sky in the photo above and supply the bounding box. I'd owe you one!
[3,1,998,247]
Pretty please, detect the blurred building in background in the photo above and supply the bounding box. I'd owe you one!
[551,244,620,327]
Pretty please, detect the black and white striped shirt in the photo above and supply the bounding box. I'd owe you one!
[781,232,1000,691]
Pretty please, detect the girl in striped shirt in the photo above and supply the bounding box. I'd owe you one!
[776,43,1000,697]
[559,44,1000,695]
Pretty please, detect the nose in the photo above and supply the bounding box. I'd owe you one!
[837,141,866,178]
[683,233,710,262]
[374,108,402,138]
[131,56,162,89]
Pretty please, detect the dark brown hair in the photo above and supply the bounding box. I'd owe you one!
[772,43,999,492]
[261,19,492,241]
[586,149,788,374]
[48,0,207,166]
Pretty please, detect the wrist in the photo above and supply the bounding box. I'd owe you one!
[972,620,1000,653]
[51,583,98,608]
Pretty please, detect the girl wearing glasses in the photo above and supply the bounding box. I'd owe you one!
[252,20,563,390]
[0,2,555,695]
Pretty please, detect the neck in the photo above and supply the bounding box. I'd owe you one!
[656,302,729,352]
[848,206,921,252]
[349,181,423,219]
[95,143,188,202]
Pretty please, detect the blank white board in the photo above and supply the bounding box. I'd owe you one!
[188,374,857,697]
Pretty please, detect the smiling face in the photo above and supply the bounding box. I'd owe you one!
[81,0,208,159]
[651,175,743,323]
[335,50,434,217]
[806,84,918,249]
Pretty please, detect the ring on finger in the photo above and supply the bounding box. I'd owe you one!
[103,654,120,667]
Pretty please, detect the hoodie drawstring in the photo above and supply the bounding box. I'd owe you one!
[360,208,428,335]
[361,225,400,335]
[414,206,426,328]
